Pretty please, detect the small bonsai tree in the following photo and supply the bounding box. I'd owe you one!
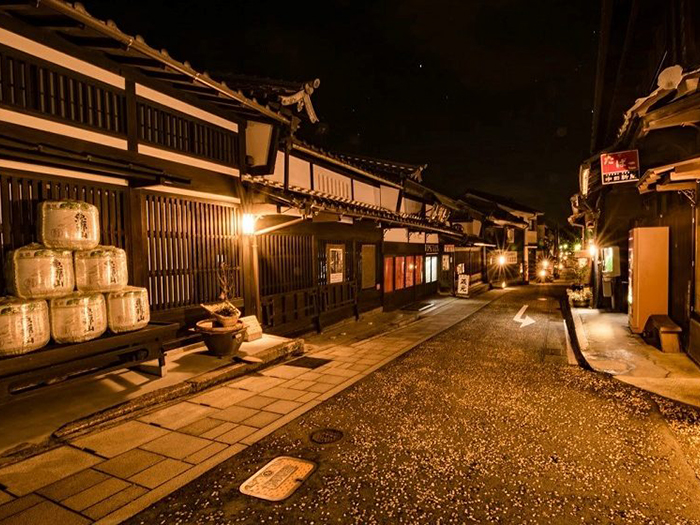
[200,261,240,325]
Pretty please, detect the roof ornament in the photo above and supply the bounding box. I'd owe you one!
[280,79,321,123]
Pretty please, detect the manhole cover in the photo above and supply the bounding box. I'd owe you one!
[288,356,331,369]
[310,428,344,444]
[240,456,316,501]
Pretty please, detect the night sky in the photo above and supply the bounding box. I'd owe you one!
[86,0,600,223]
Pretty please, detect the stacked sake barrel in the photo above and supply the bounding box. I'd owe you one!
[0,200,150,358]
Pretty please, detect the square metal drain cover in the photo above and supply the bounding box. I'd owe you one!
[240,456,316,501]
[288,356,331,369]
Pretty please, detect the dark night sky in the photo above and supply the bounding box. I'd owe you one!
[86,0,600,223]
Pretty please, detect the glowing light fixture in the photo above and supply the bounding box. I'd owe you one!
[588,242,597,257]
[574,243,582,251]
[539,269,546,278]
[541,260,549,269]
[242,213,256,235]
[498,255,506,266]
[501,281,506,289]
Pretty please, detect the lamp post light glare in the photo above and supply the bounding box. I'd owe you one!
[242,214,256,235]
[542,259,549,269]
[588,242,597,257]
[498,255,506,266]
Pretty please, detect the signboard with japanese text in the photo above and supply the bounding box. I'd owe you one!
[600,150,640,185]
[444,244,455,253]
[425,244,439,254]
[457,274,470,296]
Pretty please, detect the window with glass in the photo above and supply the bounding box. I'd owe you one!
[384,256,394,293]
[426,255,438,283]
[405,256,415,287]
[395,256,405,290]
[416,255,424,285]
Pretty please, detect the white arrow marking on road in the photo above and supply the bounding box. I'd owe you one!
[513,304,535,328]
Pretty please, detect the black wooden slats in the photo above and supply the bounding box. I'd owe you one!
[0,173,129,292]
[143,193,241,312]
[258,233,314,296]
[137,102,237,166]
[0,48,126,135]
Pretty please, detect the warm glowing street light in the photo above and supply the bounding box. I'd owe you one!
[242,213,256,235]
[498,255,506,266]
[542,259,549,269]
[588,242,597,257]
[501,281,506,288]
[539,269,546,278]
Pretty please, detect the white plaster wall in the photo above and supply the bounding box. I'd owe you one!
[313,165,352,199]
[384,228,409,242]
[353,179,380,205]
[288,156,311,188]
[269,151,285,184]
[401,198,423,214]
[380,186,400,211]
[409,232,426,244]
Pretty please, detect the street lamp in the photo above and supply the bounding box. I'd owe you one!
[242,213,256,235]
[588,242,597,257]
[241,213,260,321]
[498,254,506,266]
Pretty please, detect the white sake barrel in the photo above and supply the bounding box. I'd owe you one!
[38,200,100,250]
[50,292,107,344]
[74,246,128,293]
[0,297,50,357]
[107,286,150,333]
[6,244,75,299]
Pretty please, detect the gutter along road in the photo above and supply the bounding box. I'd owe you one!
[130,285,700,524]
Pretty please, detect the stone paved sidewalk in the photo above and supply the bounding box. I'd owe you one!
[0,289,507,525]
[574,308,700,408]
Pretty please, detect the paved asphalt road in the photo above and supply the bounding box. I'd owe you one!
[129,285,700,524]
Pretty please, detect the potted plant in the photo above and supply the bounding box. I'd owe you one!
[569,287,592,308]
[195,262,246,357]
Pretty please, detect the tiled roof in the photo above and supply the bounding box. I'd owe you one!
[333,153,426,183]
[0,0,302,125]
[242,175,463,236]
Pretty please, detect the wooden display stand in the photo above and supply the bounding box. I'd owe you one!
[0,322,177,403]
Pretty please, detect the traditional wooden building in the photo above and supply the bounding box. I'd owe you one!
[0,0,545,377]
[571,0,700,362]
[241,145,469,332]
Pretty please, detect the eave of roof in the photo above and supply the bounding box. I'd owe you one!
[333,152,426,183]
[291,141,403,189]
[242,175,463,236]
[2,0,292,125]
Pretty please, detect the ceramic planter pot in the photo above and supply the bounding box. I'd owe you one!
[195,319,245,357]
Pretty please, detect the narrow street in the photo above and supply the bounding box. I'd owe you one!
[129,286,700,524]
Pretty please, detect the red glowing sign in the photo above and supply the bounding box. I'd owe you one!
[600,150,640,185]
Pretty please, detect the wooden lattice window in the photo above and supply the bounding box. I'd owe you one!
[0,46,126,135]
[258,233,314,297]
[143,192,241,311]
[137,102,238,166]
